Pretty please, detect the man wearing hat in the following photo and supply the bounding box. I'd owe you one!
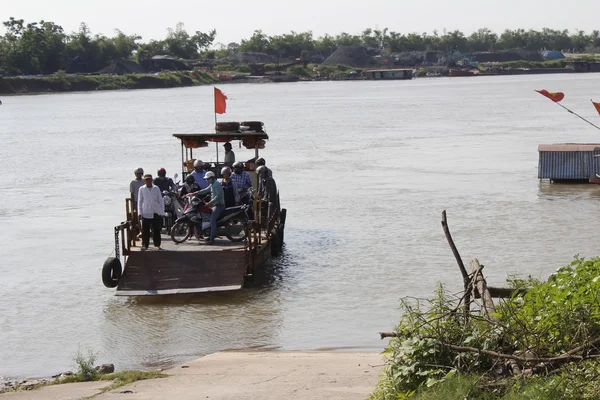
[223,142,235,166]
[137,174,165,250]
[129,167,145,239]
[129,167,145,205]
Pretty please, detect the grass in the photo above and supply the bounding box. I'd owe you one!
[100,370,166,392]
[52,349,166,393]
[370,372,576,400]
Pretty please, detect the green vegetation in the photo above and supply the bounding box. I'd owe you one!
[0,70,217,94]
[2,16,600,78]
[56,349,165,391]
[370,256,600,399]
[100,370,165,392]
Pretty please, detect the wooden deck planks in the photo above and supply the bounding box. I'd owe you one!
[116,245,247,295]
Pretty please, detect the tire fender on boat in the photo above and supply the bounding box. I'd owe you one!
[102,257,122,288]
[270,233,280,257]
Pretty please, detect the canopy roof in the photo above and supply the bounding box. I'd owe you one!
[173,132,269,142]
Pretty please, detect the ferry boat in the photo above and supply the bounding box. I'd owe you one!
[101,123,286,295]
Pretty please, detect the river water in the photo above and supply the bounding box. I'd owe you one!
[2,74,600,379]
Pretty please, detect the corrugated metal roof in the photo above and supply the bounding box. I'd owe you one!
[538,149,600,180]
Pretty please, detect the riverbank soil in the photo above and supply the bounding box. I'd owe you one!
[0,352,383,400]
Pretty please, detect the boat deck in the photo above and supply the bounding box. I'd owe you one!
[115,233,271,296]
[129,234,246,252]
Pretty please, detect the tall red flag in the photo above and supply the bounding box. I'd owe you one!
[535,89,565,103]
[592,100,600,116]
[214,87,227,114]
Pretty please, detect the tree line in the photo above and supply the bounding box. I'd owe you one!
[2,16,600,76]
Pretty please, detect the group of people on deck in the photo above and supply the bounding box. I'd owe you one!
[129,152,278,249]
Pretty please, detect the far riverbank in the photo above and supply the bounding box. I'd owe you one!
[0,71,304,95]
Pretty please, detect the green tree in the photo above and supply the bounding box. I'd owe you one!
[239,30,270,53]
[467,28,497,52]
[300,50,309,68]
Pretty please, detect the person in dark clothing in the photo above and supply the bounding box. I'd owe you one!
[256,165,279,221]
[220,166,239,208]
[180,174,200,197]
[154,168,176,192]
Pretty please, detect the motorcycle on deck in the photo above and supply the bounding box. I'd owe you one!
[161,173,185,234]
[170,197,249,244]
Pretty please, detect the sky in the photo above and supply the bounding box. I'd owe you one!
[2,0,598,45]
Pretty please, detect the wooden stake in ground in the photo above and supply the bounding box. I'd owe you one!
[441,210,471,313]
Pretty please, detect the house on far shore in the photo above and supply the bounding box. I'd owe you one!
[364,68,413,80]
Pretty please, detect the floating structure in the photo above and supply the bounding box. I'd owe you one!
[102,125,286,295]
[364,69,413,80]
[449,68,479,77]
[538,144,600,182]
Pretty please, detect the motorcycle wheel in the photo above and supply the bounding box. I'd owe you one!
[171,221,192,244]
[226,219,247,242]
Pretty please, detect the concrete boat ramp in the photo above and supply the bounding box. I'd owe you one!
[0,351,383,400]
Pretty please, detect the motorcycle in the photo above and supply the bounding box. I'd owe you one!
[170,196,249,243]
[161,174,185,234]
[162,190,185,234]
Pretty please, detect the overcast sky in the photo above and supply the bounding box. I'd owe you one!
[3,0,597,45]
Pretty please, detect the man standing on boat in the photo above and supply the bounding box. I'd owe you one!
[223,142,235,166]
[257,165,279,219]
[129,167,145,239]
[129,168,145,205]
[138,174,165,250]
[256,158,273,178]
[231,162,253,205]
[186,171,225,245]
[190,160,209,190]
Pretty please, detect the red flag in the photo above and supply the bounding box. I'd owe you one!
[592,100,600,116]
[214,87,227,114]
[535,89,565,103]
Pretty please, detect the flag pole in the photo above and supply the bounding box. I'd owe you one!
[555,102,600,132]
[214,87,219,165]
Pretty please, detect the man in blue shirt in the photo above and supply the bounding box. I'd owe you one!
[186,171,225,244]
[190,160,208,190]
[231,162,253,204]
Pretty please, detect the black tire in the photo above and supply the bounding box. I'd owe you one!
[171,221,192,244]
[279,208,287,225]
[270,233,280,256]
[277,225,284,250]
[102,257,122,288]
[226,219,247,242]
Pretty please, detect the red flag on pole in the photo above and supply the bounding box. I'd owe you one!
[535,89,565,103]
[214,87,227,114]
[592,100,600,116]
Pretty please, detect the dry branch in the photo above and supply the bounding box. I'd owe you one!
[441,210,471,313]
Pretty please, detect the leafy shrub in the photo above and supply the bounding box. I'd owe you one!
[371,256,600,399]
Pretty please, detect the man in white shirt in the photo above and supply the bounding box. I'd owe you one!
[223,142,235,166]
[137,174,165,250]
